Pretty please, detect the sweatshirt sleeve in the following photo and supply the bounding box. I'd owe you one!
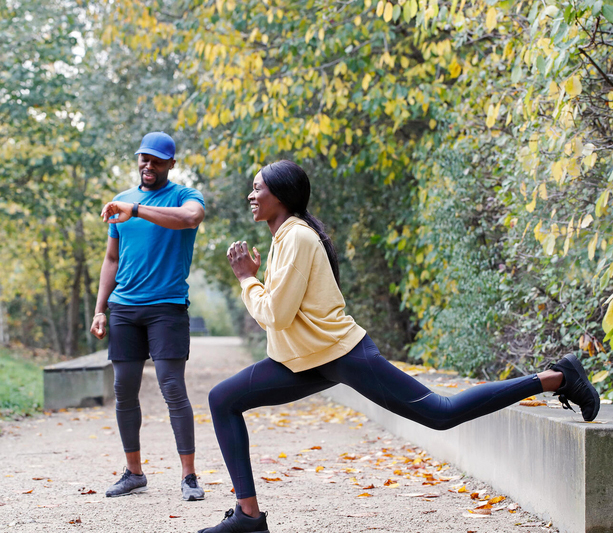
[240,263,309,331]
[240,232,315,330]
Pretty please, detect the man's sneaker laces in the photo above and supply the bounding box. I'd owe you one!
[105,468,147,497]
[181,473,204,501]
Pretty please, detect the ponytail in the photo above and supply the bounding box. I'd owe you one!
[260,160,341,289]
[298,210,341,290]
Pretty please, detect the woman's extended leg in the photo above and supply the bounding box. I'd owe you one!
[319,335,553,430]
[208,358,336,515]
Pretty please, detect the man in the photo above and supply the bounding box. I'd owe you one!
[90,131,206,501]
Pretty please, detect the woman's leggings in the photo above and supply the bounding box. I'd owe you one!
[113,358,195,455]
[208,334,542,499]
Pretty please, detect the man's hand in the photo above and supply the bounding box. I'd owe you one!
[227,241,261,282]
[101,201,133,224]
[90,314,107,340]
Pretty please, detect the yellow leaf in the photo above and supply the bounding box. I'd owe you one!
[318,28,324,40]
[362,73,372,92]
[525,189,537,213]
[448,59,462,78]
[376,0,385,17]
[592,370,609,384]
[603,299,613,335]
[383,2,394,22]
[486,7,497,32]
[429,119,437,129]
[486,104,497,128]
[588,232,599,260]
[581,214,594,228]
[330,157,338,169]
[538,183,548,200]
[595,189,610,218]
[543,233,556,256]
[357,492,373,497]
[278,452,287,459]
[565,76,582,98]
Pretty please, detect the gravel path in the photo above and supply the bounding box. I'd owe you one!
[0,337,557,532]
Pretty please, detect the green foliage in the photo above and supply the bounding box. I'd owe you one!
[0,349,44,419]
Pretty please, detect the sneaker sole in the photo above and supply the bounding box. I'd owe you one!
[183,494,205,501]
[565,354,600,421]
[106,486,148,498]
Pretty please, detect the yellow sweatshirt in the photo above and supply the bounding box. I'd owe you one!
[240,217,366,372]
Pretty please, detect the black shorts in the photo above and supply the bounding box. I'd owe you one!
[108,303,190,361]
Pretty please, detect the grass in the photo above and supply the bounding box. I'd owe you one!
[0,347,44,419]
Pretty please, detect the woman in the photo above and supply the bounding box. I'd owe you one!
[198,160,599,533]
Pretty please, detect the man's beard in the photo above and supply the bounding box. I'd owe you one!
[140,171,166,189]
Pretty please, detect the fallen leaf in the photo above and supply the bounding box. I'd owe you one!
[22,489,33,494]
[469,508,492,516]
[278,452,287,459]
[261,477,282,482]
[80,489,96,495]
[315,466,325,472]
[204,479,223,485]
[310,446,322,450]
[291,466,304,471]
[520,399,547,407]
[475,502,493,510]
[489,495,506,504]
[362,484,375,490]
[357,492,373,498]
[32,477,45,481]
[458,485,468,493]
[169,515,181,518]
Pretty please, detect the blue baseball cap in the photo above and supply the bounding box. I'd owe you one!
[135,131,176,160]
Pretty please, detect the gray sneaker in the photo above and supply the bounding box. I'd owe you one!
[181,473,204,501]
[105,468,147,497]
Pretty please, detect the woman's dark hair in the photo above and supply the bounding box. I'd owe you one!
[260,160,341,289]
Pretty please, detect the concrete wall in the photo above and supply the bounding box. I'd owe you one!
[325,383,613,533]
[43,350,114,410]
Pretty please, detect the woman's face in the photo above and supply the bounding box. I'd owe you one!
[248,172,284,222]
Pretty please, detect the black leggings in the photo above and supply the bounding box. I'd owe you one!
[208,334,542,499]
[113,358,195,455]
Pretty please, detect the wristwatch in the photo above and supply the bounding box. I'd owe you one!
[132,202,140,218]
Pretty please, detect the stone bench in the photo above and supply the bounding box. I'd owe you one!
[325,372,613,533]
[43,350,114,410]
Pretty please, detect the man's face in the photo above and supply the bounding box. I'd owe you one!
[138,153,175,190]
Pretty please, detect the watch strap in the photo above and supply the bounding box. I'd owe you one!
[132,202,140,218]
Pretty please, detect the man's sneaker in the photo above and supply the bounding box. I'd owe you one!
[105,468,147,497]
[551,354,600,421]
[197,503,269,533]
[181,473,204,501]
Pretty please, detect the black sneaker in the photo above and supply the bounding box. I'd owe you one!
[551,354,600,421]
[197,503,270,533]
[105,468,147,497]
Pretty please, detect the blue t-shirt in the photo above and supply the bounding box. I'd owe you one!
[108,180,205,306]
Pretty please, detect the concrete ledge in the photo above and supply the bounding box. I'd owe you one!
[44,350,114,410]
[325,380,613,533]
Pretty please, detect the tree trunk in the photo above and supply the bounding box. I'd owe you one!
[42,233,64,354]
[65,218,85,357]
[0,284,8,345]
[83,260,95,353]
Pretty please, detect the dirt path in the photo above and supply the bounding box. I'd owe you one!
[0,337,557,532]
